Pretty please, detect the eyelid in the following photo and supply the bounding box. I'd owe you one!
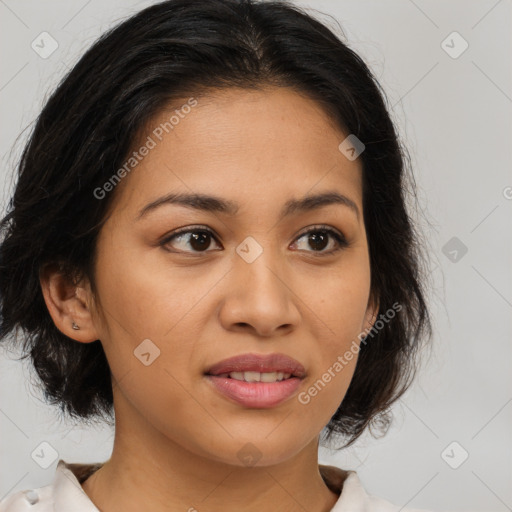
[295,224,345,240]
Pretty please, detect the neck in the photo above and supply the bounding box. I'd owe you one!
[81,390,340,512]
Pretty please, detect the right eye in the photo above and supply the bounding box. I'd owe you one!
[159,226,222,254]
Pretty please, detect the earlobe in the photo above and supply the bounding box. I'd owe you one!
[39,264,99,343]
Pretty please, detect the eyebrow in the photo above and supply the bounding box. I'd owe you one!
[136,191,360,222]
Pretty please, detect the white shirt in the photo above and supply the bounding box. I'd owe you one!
[0,459,432,512]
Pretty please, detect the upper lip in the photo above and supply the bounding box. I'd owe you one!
[205,352,306,378]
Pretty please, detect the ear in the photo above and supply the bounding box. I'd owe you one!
[39,263,100,343]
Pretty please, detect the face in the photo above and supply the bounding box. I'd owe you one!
[71,87,377,466]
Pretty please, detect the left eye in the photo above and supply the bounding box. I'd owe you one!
[292,227,348,254]
[160,225,348,255]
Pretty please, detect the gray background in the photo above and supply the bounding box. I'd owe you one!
[0,1,511,511]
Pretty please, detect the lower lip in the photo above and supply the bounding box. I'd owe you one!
[205,375,303,408]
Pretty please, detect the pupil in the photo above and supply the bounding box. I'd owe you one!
[190,232,211,251]
[309,231,328,251]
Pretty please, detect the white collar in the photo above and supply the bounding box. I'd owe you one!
[0,460,430,512]
[52,460,101,511]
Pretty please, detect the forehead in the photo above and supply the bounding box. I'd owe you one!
[109,86,363,220]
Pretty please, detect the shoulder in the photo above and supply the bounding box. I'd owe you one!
[344,471,434,512]
[0,486,52,512]
[319,464,436,512]
[0,460,102,512]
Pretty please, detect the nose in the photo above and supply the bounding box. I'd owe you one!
[218,247,301,338]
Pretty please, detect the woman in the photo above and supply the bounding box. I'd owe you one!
[0,0,433,510]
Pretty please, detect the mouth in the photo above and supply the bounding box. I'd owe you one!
[204,352,306,380]
[204,353,306,408]
[208,370,298,384]
[204,374,303,408]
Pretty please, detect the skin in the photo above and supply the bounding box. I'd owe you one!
[40,86,378,512]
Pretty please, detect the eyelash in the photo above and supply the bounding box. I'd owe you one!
[159,224,349,256]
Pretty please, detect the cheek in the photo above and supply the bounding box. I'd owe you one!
[299,259,371,341]
[91,238,182,340]
[90,237,215,403]
[296,349,359,434]
[295,263,369,422]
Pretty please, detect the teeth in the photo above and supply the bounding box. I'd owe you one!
[261,372,279,382]
[227,371,292,382]
[243,371,260,382]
